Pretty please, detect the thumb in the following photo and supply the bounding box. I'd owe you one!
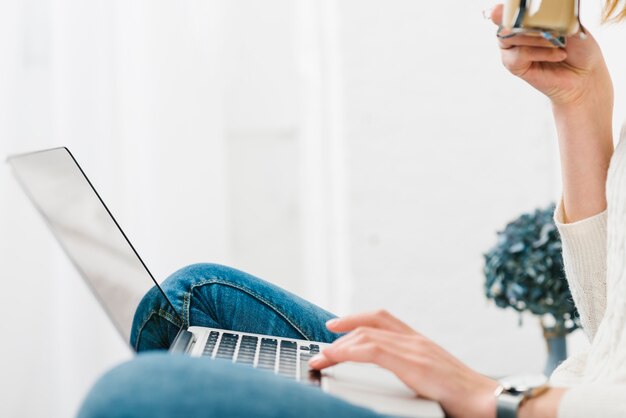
[490,3,504,26]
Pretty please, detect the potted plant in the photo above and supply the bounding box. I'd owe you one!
[484,204,579,376]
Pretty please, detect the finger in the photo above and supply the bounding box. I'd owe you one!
[326,310,416,334]
[327,343,387,365]
[313,330,409,372]
[502,46,567,74]
[499,34,559,50]
[310,327,410,370]
[311,340,393,370]
[318,326,394,360]
[563,26,595,51]
[308,352,337,370]
[320,327,365,352]
[307,331,363,370]
[311,342,428,399]
[308,331,368,370]
[309,327,399,370]
[308,331,435,400]
[490,4,503,26]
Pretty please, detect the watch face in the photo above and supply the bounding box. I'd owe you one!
[501,374,548,392]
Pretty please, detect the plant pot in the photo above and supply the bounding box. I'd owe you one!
[543,327,567,376]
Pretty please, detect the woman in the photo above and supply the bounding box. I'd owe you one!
[79,2,626,418]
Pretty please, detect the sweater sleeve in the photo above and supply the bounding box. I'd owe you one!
[554,202,608,342]
[558,384,626,418]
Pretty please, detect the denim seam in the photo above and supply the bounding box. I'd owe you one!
[188,278,311,341]
[134,309,182,351]
[183,290,190,329]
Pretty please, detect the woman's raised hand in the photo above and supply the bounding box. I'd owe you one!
[309,310,499,418]
[492,3,614,223]
[491,4,612,107]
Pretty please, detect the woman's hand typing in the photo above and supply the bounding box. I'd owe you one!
[308,310,499,418]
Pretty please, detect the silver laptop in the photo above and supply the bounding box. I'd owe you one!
[7,147,444,418]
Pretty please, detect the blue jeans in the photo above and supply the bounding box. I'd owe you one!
[78,263,386,418]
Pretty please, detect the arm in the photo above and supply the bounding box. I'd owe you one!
[490,3,613,341]
[519,388,566,418]
[553,100,613,223]
[311,312,626,418]
[312,313,570,418]
[491,5,614,222]
[554,205,607,342]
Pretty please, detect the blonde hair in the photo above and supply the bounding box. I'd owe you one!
[603,0,626,22]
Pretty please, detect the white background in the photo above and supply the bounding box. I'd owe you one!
[1,1,626,417]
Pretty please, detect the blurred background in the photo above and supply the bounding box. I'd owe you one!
[1,0,626,417]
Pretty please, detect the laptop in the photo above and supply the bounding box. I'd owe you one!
[7,147,444,418]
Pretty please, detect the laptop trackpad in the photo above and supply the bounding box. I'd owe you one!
[320,362,444,418]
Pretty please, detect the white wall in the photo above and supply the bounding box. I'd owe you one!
[1,1,626,417]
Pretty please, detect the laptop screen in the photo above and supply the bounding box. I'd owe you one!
[7,147,182,346]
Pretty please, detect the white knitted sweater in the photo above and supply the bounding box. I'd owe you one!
[551,122,626,418]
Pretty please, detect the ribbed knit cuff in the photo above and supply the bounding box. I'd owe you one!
[558,384,626,418]
[554,200,608,277]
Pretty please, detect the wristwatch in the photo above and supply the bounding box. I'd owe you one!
[495,374,549,418]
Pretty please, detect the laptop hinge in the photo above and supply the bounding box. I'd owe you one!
[169,329,194,354]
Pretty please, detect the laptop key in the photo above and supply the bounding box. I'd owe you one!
[300,351,314,365]
[278,340,298,378]
[258,338,278,370]
[216,333,239,360]
[202,331,220,357]
[236,335,258,365]
[299,351,321,386]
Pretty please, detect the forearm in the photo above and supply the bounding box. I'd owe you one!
[518,388,568,418]
[553,80,614,223]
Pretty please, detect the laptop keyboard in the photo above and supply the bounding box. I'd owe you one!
[201,331,320,380]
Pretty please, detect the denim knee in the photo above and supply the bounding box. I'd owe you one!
[158,263,268,315]
[131,263,336,350]
[78,353,382,418]
[161,263,253,304]
[130,263,254,350]
[77,354,160,418]
[78,353,190,418]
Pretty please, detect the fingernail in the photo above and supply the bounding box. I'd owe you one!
[326,318,339,327]
[482,7,494,20]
